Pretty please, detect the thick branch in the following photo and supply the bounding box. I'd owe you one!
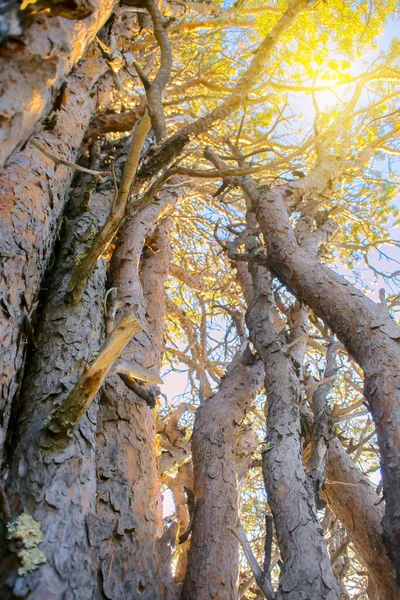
[244,168,400,585]
[182,359,264,600]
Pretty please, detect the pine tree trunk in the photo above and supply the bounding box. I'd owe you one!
[93,186,180,600]
[0,0,116,166]
[323,438,398,600]
[182,359,264,600]
[246,287,339,600]
[246,176,400,586]
[1,171,111,598]
[0,50,109,459]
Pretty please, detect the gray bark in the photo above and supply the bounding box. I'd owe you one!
[246,283,339,600]
[0,52,109,461]
[182,359,264,600]
[242,172,400,586]
[1,171,111,598]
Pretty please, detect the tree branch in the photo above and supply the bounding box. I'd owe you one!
[46,313,142,436]
[65,114,151,305]
[30,139,111,177]
[228,524,275,600]
[138,0,311,177]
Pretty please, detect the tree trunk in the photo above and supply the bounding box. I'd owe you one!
[0,49,108,460]
[0,0,116,166]
[182,359,264,600]
[1,171,111,598]
[232,198,338,598]
[93,186,180,600]
[244,174,400,586]
[324,438,398,600]
[246,286,339,600]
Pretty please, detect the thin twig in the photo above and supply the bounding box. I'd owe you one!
[31,139,111,176]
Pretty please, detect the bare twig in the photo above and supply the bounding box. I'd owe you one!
[30,139,111,176]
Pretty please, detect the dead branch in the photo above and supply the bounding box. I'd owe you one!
[46,313,142,436]
[65,114,151,305]
[30,139,111,177]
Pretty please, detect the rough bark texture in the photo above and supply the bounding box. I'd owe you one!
[182,359,264,600]
[0,50,108,460]
[231,196,338,598]
[323,438,398,600]
[245,173,400,586]
[247,289,339,600]
[307,340,337,500]
[93,187,180,600]
[0,174,111,598]
[0,0,116,166]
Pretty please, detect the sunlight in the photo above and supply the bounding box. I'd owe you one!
[314,85,339,110]
[312,74,344,110]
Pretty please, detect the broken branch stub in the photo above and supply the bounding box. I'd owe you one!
[46,313,142,435]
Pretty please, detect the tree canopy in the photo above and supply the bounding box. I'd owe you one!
[0,1,399,599]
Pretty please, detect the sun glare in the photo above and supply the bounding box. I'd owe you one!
[313,76,343,110]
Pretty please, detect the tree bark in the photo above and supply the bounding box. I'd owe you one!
[0,0,116,166]
[0,172,111,598]
[182,359,264,600]
[0,50,108,461]
[242,173,400,586]
[226,189,339,598]
[246,285,339,600]
[323,438,398,600]
[93,186,180,600]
